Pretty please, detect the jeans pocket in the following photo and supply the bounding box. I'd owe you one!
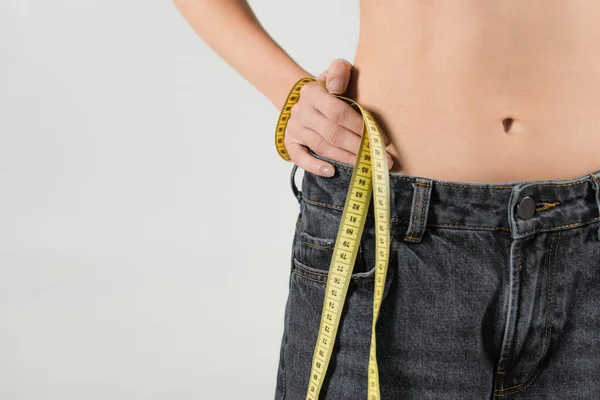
[292,230,376,286]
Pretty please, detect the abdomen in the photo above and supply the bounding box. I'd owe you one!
[348,0,600,182]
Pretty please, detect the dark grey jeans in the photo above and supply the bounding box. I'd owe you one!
[274,148,600,400]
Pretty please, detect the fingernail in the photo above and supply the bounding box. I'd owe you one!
[321,165,335,176]
[328,79,344,94]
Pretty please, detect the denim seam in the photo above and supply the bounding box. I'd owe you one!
[535,201,560,212]
[518,216,600,236]
[292,266,375,286]
[590,173,600,240]
[494,231,560,396]
[549,231,560,336]
[303,197,513,231]
[493,363,544,397]
[281,249,299,400]
[292,239,400,286]
[405,182,421,239]
[412,182,422,235]
[418,182,431,238]
[303,241,334,251]
[280,310,288,400]
[302,197,600,233]
[430,223,511,232]
[496,252,523,390]
[546,232,560,338]
[404,235,422,241]
[544,234,556,337]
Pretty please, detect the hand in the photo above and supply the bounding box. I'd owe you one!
[284,58,394,177]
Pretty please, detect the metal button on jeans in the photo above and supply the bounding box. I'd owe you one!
[517,196,536,219]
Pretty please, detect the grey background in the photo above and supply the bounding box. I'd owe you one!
[0,0,358,399]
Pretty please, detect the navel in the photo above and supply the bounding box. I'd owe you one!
[502,117,514,133]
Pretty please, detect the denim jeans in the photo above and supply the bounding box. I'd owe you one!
[274,148,600,400]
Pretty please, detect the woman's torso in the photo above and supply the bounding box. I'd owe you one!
[346,0,600,183]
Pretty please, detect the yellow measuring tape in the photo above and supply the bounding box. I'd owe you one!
[275,76,391,399]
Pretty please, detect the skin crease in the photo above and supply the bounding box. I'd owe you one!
[172,0,600,182]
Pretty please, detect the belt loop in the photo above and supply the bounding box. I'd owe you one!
[290,163,303,205]
[589,173,600,241]
[404,177,433,243]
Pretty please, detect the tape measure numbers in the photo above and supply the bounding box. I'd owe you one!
[275,77,391,399]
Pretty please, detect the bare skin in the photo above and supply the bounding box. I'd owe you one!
[347,0,600,183]
[172,0,600,183]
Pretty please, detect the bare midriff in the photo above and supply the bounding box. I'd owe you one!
[346,1,600,183]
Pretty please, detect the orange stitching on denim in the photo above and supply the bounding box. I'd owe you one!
[305,194,599,233]
[407,182,421,239]
[304,198,344,210]
[494,362,545,396]
[418,183,431,236]
[535,201,560,212]
[544,233,557,337]
[292,268,374,286]
[413,183,421,231]
[431,223,511,231]
[303,241,334,250]
[294,263,327,277]
[293,270,324,283]
[304,196,600,233]
[549,231,560,338]
[405,181,430,240]
[527,180,587,189]
[493,363,544,396]
[519,216,600,235]
[497,253,522,388]
[495,235,560,396]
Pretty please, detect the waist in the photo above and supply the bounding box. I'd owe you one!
[304,148,600,240]
[345,63,600,182]
[345,7,600,182]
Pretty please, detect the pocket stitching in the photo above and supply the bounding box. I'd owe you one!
[296,231,369,281]
[494,231,560,395]
[292,257,376,286]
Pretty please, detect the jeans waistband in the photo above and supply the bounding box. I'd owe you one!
[291,148,600,241]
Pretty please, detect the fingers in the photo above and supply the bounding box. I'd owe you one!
[312,88,392,147]
[302,82,364,135]
[325,58,353,94]
[303,108,394,168]
[285,131,338,177]
[302,107,363,156]
[288,77,395,177]
[286,118,394,177]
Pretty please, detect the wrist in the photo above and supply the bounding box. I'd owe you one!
[270,65,313,110]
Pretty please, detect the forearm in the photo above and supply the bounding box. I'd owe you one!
[172,0,310,110]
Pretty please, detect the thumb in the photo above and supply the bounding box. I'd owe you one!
[326,58,353,94]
